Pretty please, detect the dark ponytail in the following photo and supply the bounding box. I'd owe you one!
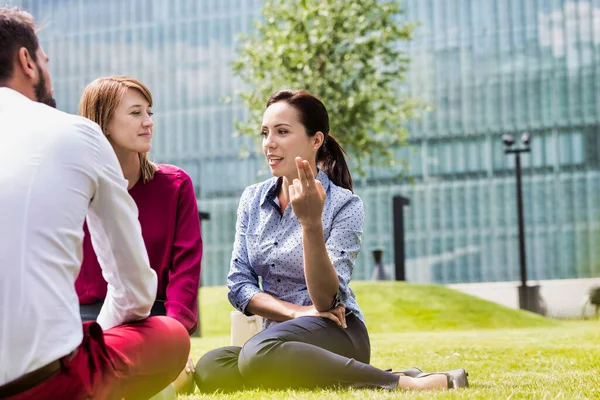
[318,134,353,192]
[266,90,354,192]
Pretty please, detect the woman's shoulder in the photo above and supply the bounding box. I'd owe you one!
[153,163,189,177]
[324,180,364,228]
[326,178,363,210]
[151,164,192,184]
[139,164,195,197]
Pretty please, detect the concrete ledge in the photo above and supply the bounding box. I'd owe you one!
[447,278,600,318]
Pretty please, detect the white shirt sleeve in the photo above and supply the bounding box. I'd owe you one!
[78,120,157,330]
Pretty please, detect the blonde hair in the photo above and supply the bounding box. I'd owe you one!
[79,76,158,183]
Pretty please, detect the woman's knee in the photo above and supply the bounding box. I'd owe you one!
[237,335,282,380]
[194,346,244,393]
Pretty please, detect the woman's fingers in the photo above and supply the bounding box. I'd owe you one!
[331,306,347,329]
[295,157,309,188]
[293,178,303,193]
[302,159,315,182]
[320,311,342,327]
[335,304,347,325]
[315,180,326,197]
[291,158,322,201]
[339,309,347,329]
[295,157,320,190]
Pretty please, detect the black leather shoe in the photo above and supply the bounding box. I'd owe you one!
[417,368,469,389]
[385,367,423,378]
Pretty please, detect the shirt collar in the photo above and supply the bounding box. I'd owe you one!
[260,169,331,206]
[0,87,30,105]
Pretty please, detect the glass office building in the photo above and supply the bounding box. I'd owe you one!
[7,0,600,286]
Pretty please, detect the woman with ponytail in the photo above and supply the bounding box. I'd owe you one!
[194,90,468,393]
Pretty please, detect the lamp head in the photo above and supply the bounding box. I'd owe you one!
[502,134,515,147]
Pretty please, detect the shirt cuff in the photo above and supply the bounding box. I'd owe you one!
[232,286,262,316]
[165,300,198,335]
[329,290,344,310]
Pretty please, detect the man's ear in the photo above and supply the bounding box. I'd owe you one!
[314,131,325,150]
[16,47,38,81]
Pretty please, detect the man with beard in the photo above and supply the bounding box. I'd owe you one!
[0,7,190,400]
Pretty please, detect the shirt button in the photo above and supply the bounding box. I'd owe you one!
[271,263,275,267]
[277,279,281,282]
[274,241,278,246]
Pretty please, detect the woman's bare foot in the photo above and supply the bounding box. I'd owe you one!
[172,356,196,394]
[397,374,448,390]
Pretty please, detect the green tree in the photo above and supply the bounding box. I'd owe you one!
[232,0,423,171]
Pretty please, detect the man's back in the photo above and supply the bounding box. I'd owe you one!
[0,8,190,397]
[0,87,156,385]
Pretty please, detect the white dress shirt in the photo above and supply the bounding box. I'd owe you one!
[0,88,157,385]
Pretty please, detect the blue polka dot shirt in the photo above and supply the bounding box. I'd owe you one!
[227,170,365,329]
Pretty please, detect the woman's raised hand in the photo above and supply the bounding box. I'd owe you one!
[288,157,326,227]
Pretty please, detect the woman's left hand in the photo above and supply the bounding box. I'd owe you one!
[289,157,326,227]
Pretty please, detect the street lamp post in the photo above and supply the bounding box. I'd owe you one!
[393,196,410,281]
[502,133,542,314]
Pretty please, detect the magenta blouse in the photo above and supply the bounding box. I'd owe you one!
[75,164,203,334]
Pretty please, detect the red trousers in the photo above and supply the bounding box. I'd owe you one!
[6,316,190,400]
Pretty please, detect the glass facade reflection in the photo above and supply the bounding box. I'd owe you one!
[7,0,600,285]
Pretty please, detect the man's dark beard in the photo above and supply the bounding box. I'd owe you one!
[34,64,56,108]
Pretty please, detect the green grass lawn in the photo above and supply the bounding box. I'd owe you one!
[182,282,600,399]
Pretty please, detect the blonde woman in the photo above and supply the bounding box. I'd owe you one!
[76,76,202,395]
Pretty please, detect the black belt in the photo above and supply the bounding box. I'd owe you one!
[80,299,167,322]
[0,349,76,398]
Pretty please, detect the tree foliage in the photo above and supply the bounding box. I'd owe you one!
[232,0,422,170]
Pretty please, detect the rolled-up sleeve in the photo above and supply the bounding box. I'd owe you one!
[227,188,261,315]
[325,195,364,307]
